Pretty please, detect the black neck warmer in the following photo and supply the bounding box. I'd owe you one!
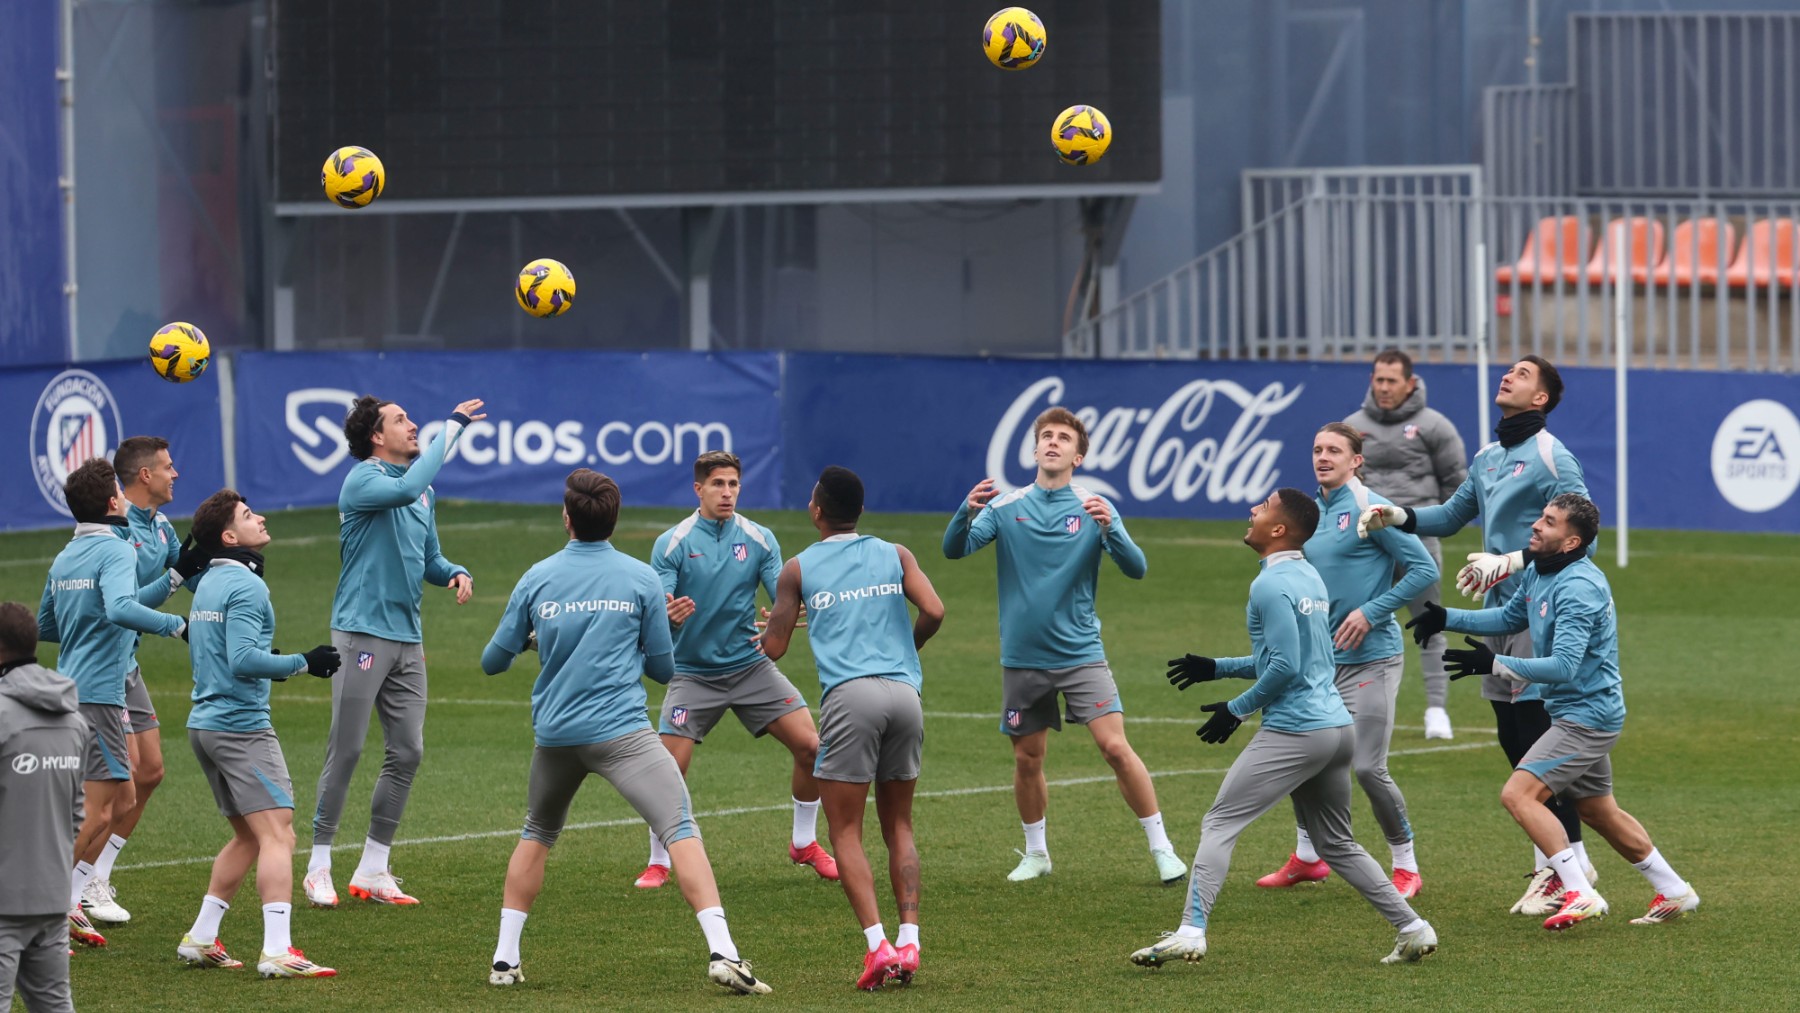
[213,546,267,577]
[1495,410,1546,448]
[1534,544,1586,575]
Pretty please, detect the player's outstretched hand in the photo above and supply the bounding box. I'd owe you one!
[302,645,341,679]
[666,593,697,627]
[1455,551,1524,599]
[1166,654,1218,689]
[174,533,210,581]
[1403,601,1446,647]
[1196,701,1242,744]
[1443,637,1495,680]
[1356,504,1412,539]
[755,604,807,630]
[965,478,999,512]
[449,572,474,604]
[453,398,487,421]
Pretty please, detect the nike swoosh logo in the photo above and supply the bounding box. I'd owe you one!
[1014,517,1028,522]
[1095,699,1113,708]
[1357,681,1373,688]
[783,696,797,705]
[689,553,705,558]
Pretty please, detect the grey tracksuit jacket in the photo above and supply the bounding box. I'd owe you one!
[0,661,87,916]
[1345,378,1468,508]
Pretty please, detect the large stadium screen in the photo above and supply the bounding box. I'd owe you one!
[271,0,1162,208]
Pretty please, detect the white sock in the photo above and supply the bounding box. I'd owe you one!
[1022,819,1047,856]
[93,834,128,882]
[355,838,391,879]
[262,902,292,955]
[895,923,918,949]
[308,845,333,873]
[648,829,671,868]
[1174,924,1206,941]
[493,908,527,966]
[792,797,821,849]
[1294,827,1320,864]
[1391,840,1418,873]
[1572,839,1592,870]
[862,922,887,952]
[1549,847,1593,895]
[1532,845,1549,869]
[188,895,229,944]
[1399,917,1429,934]
[696,906,738,961]
[1138,812,1173,853]
[70,861,97,908]
[1631,848,1688,896]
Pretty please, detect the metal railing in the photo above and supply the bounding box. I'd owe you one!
[1241,166,1483,234]
[1483,84,1577,198]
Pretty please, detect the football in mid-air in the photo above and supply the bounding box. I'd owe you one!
[516,259,576,318]
[1051,105,1112,166]
[148,322,210,383]
[321,145,385,208]
[983,7,1046,70]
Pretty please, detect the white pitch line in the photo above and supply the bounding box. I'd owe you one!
[115,740,1491,873]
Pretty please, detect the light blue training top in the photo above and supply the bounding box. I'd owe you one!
[652,511,782,677]
[793,533,922,703]
[1215,551,1353,733]
[1306,478,1439,665]
[38,524,186,706]
[186,560,307,733]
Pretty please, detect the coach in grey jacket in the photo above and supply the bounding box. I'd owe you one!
[0,601,85,1013]
[1345,350,1467,740]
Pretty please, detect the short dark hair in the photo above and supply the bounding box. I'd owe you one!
[64,458,118,523]
[814,466,864,524]
[564,469,619,542]
[1520,354,1564,414]
[1275,487,1320,542]
[0,602,38,662]
[1548,492,1599,548]
[114,436,170,488]
[694,450,742,484]
[1372,348,1414,378]
[343,396,392,461]
[190,489,247,552]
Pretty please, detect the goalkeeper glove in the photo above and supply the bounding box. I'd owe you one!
[1455,550,1525,599]
[1356,504,1415,538]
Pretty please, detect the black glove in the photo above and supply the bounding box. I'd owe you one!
[1443,637,1495,681]
[1196,701,1243,744]
[1166,654,1218,690]
[175,621,189,643]
[301,645,341,679]
[174,534,210,581]
[1404,601,1447,648]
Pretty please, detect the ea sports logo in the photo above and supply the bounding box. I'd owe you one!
[30,370,123,517]
[11,753,39,775]
[1712,400,1800,513]
[538,601,562,620]
[808,591,836,612]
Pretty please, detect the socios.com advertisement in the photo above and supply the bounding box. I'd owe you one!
[233,350,781,512]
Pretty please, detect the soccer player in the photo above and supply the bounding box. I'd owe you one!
[1131,489,1438,968]
[78,436,208,925]
[1345,350,1467,739]
[37,458,188,948]
[942,407,1184,885]
[479,470,770,995]
[635,450,837,889]
[1359,355,1597,914]
[1436,494,1698,930]
[306,395,484,908]
[177,490,341,978]
[1199,424,1437,896]
[0,601,86,1013]
[758,466,944,990]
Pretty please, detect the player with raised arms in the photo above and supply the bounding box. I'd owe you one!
[1133,488,1438,968]
[635,450,837,889]
[176,490,341,978]
[757,466,944,990]
[1360,356,1598,914]
[1435,494,1699,930]
[479,469,770,995]
[306,395,484,908]
[942,407,1185,886]
[37,458,189,948]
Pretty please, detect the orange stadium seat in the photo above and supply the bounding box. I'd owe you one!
[1581,217,1663,287]
[1725,218,1800,288]
[1495,216,1591,287]
[1642,218,1735,287]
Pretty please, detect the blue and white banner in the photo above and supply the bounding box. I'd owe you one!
[233,351,781,513]
[0,361,228,532]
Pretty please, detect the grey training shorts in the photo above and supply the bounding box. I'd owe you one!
[189,727,295,817]
[1000,662,1122,736]
[815,676,924,784]
[1517,720,1620,799]
[522,728,699,848]
[657,657,809,742]
[79,703,131,782]
[124,667,160,733]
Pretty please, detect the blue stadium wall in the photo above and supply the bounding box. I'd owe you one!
[0,0,69,366]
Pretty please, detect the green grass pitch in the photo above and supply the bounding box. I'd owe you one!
[3,502,1796,1011]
